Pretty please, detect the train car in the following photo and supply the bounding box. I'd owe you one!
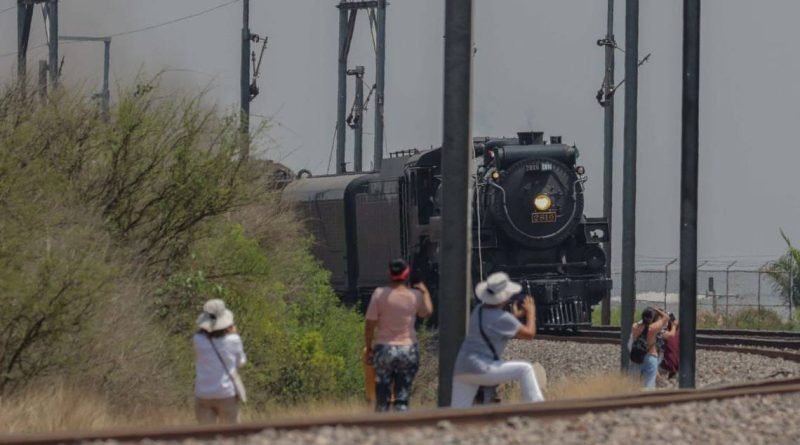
[282,132,611,328]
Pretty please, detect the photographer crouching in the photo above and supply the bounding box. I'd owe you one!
[450,272,545,408]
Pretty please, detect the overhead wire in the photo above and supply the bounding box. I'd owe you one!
[0,3,15,15]
[0,0,240,58]
[107,0,240,38]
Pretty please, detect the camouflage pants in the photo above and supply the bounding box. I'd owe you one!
[372,344,419,412]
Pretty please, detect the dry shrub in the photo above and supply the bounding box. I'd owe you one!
[0,382,191,433]
[545,373,641,400]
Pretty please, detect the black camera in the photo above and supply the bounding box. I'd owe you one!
[503,293,528,322]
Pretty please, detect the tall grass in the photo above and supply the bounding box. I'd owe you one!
[0,373,644,433]
[592,306,800,331]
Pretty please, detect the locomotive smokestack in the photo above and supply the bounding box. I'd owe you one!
[517,131,544,145]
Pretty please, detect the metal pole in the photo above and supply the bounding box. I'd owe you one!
[47,0,58,86]
[18,1,29,85]
[240,0,251,159]
[790,253,795,321]
[438,0,473,407]
[336,4,348,173]
[600,0,615,326]
[709,276,716,313]
[725,261,735,316]
[664,258,677,311]
[757,266,763,312]
[678,0,701,389]
[374,0,386,171]
[620,0,639,371]
[102,39,110,118]
[37,60,47,101]
[354,67,364,172]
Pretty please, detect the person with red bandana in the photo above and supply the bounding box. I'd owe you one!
[364,258,433,411]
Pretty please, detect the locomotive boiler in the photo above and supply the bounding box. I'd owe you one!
[281,131,611,329]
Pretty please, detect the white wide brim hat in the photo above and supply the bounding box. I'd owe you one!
[196,299,235,332]
[475,272,522,305]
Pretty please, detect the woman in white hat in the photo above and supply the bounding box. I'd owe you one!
[193,299,247,424]
[450,272,544,408]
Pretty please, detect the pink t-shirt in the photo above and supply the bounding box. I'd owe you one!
[365,286,423,346]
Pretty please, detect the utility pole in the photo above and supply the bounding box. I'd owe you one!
[599,0,616,326]
[347,66,365,172]
[240,0,251,159]
[336,4,349,173]
[18,0,58,90]
[18,1,34,88]
[46,0,58,85]
[374,0,387,170]
[620,0,639,370]
[335,0,385,173]
[102,38,110,116]
[60,36,111,117]
[438,0,473,407]
[37,60,47,100]
[679,0,701,389]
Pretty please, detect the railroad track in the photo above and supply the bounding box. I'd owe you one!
[541,325,800,350]
[5,330,800,445]
[4,377,800,445]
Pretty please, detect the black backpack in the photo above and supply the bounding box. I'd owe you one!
[629,324,650,364]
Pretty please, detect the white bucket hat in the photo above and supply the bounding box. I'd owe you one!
[475,272,522,305]
[196,299,235,333]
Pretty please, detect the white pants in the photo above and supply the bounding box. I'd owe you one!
[195,396,240,424]
[451,360,545,408]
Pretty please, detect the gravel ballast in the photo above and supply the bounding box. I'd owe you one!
[124,392,800,445]
[90,340,800,444]
[507,339,800,388]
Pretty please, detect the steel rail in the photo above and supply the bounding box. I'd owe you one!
[541,332,800,350]
[586,325,800,339]
[573,326,800,349]
[4,378,800,445]
[537,334,800,363]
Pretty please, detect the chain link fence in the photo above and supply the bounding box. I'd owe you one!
[609,259,796,321]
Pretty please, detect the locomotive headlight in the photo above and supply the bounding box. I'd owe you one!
[533,194,552,211]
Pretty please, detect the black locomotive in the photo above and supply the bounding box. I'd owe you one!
[281,131,611,329]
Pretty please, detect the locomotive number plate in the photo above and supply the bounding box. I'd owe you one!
[531,212,557,223]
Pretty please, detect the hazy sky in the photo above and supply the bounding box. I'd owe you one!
[2,0,799,268]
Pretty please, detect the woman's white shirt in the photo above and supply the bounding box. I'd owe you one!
[193,333,246,399]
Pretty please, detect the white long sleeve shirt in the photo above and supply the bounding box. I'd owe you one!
[193,333,246,399]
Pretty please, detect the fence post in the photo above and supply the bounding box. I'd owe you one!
[757,268,762,313]
[790,254,794,321]
[709,276,716,313]
[664,258,677,312]
[757,261,770,313]
[724,261,735,316]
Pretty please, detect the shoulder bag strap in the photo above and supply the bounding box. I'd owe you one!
[639,324,657,350]
[206,334,241,400]
[478,306,500,361]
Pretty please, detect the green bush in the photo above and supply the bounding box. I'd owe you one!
[723,308,788,330]
[0,82,364,408]
[158,221,364,405]
[591,306,622,326]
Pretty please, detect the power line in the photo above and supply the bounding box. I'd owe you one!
[108,0,240,38]
[0,0,240,58]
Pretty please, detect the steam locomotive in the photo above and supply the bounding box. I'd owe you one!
[281,131,611,329]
